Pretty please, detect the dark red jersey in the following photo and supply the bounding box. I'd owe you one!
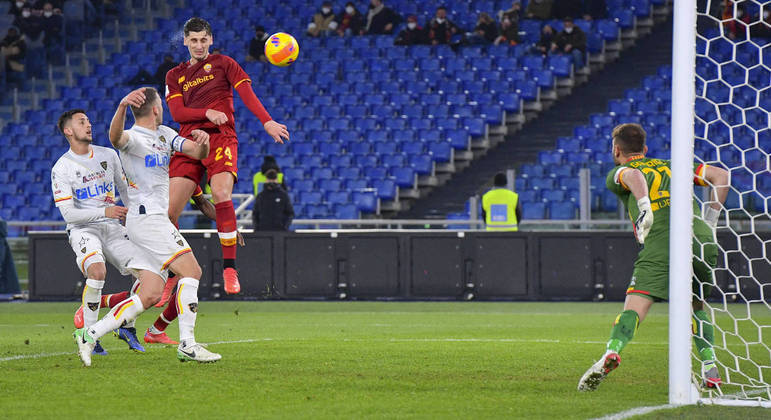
[165,54,250,137]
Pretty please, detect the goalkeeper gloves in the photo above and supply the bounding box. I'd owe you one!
[633,197,654,245]
[703,205,721,229]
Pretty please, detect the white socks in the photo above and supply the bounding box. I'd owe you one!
[82,279,104,328]
[176,277,199,345]
[87,295,145,341]
[124,279,141,329]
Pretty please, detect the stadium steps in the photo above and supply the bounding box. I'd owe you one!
[398,15,675,219]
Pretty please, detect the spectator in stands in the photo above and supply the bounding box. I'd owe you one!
[394,15,426,45]
[427,6,460,45]
[525,0,553,20]
[494,14,519,45]
[481,173,522,232]
[336,2,365,36]
[41,2,63,65]
[582,0,607,20]
[467,12,499,44]
[10,0,29,17]
[498,0,523,24]
[307,1,337,38]
[551,0,582,19]
[154,54,176,92]
[723,1,751,40]
[246,26,269,62]
[1,27,26,89]
[253,155,286,196]
[252,169,294,231]
[99,0,123,19]
[0,217,21,295]
[750,8,770,38]
[533,24,555,54]
[365,0,400,35]
[553,17,586,68]
[14,6,45,78]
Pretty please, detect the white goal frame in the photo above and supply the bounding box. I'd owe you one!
[669,0,770,408]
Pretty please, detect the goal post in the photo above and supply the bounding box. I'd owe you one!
[672,0,771,408]
[669,0,698,406]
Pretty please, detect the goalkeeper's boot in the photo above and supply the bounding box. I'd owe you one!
[578,351,621,392]
[92,340,108,356]
[155,276,178,308]
[223,267,241,294]
[703,363,722,389]
[73,306,84,329]
[177,340,222,363]
[144,328,179,345]
[114,327,146,353]
[73,328,95,367]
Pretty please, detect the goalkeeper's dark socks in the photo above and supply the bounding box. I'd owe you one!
[693,309,716,361]
[607,310,640,353]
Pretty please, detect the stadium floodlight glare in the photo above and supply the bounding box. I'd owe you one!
[672,0,771,408]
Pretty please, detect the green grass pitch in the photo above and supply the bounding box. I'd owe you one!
[0,301,768,419]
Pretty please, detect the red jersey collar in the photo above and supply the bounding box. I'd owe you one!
[624,155,645,163]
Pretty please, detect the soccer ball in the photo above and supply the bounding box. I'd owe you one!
[264,32,299,67]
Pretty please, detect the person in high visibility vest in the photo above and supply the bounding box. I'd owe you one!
[252,155,286,195]
[481,172,522,231]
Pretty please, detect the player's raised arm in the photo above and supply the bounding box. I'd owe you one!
[110,88,146,150]
[177,129,210,160]
[698,164,730,227]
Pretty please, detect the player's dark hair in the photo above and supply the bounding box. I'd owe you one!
[612,123,647,154]
[57,109,87,134]
[184,17,212,36]
[494,173,507,187]
[130,87,160,118]
[265,169,278,180]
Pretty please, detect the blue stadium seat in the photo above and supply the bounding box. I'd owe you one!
[364,166,388,180]
[428,141,452,163]
[391,167,416,188]
[372,179,397,201]
[338,166,362,180]
[319,179,342,192]
[334,204,360,219]
[382,153,407,168]
[326,191,351,205]
[292,179,315,192]
[549,202,577,220]
[523,202,546,219]
[352,191,378,213]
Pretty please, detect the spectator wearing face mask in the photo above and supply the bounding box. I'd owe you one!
[533,24,554,54]
[10,0,29,17]
[395,15,427,45]
[246,26,269,62]
[525,0,553,20]
[427,6,460,45]
[308,1,338,37]
[336,2,365,36]
[365,0,401,35]
[552,17,586,68]
[40,2,63,65]
[14,7,46,78]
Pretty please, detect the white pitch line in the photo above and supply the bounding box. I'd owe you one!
[592,404,677,420]
[0,337,666,364]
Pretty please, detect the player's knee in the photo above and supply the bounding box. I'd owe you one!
[210,186,231,203]
[86,263,107,280]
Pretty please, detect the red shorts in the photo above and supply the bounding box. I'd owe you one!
[169,133,238,185]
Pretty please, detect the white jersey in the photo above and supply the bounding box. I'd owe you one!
[118,124,186,216]
[51,145,128,230]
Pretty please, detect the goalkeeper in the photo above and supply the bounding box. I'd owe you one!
[578,123,729,392]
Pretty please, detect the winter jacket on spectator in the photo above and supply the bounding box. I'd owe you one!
[555,24,586,53]
[525,0,553,20]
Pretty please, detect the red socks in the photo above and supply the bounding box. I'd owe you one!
[215,200,237,262]
[101,291,129,308]
[153,291,179,332]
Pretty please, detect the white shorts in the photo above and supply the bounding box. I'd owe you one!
[126,213,193,278]
[67,222,155,278]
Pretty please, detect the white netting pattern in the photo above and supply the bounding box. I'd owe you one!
[693,0,770,403]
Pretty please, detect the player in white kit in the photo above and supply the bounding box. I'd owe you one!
[52,109,154,355]
[73,87,221,365]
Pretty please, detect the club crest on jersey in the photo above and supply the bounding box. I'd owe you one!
[177,240,184,246]
[203,63,212,73]
[81,247,87,253]
[100,161,108,170]
[159,135,166,144]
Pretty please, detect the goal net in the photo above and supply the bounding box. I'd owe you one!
[673,0,770,407]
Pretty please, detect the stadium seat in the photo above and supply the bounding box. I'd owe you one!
[352,191,378,213]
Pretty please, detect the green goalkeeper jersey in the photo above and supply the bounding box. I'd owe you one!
[605,156,714,266]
